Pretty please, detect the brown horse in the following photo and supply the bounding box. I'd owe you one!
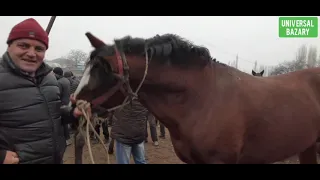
[252,70,264,77]
[73,32,320,164]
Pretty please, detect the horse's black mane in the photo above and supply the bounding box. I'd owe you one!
[89,33,226,67]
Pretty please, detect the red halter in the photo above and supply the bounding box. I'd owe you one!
[90,45,132,108]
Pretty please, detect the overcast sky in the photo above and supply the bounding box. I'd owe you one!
[0,16,319,73]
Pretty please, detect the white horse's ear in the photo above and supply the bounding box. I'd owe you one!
[85,32,106,49]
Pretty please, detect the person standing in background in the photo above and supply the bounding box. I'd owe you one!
[111,99,148,164]
[159,122,166,139]
[64,70,80,94]
[145,113,159,146]
[64,70,80,135]
[53,67,72,146]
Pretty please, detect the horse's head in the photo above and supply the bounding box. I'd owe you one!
[252,70,264,77]
[73,33,119,109]
[74,32,215,112]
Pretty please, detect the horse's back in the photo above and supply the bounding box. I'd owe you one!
[248,67,320,93]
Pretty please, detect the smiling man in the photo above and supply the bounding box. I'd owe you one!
[0,18,87,164]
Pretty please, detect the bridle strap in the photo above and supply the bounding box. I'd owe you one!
[91,81,123,107]
[89,41,150,113]
[114,44,124,76]
[90,43,131,108]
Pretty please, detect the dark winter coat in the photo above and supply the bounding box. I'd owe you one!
[111,99,148,145]
[0,52,77,164]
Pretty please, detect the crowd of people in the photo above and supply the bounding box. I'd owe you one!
[0,18,166,164]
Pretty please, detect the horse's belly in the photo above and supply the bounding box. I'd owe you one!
[240,129,317,163]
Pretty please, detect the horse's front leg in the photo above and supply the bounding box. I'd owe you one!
[206,152,241,164]
[298,143,318,164]
[74,130,85,164]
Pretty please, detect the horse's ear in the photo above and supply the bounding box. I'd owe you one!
[252,70,256,75]
[260,70,264,76]
[85,32,106,49]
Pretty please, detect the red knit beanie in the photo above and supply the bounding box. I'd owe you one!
[7,18,49,49]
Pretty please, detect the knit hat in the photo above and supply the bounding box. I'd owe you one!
[53,67,63,76]
[7,18,49,49]
[64,71,74,78]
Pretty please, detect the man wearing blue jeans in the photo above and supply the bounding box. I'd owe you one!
[111,99,148,164]
[115,140,146,164]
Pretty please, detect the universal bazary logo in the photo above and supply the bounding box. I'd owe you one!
[279,17,318,38]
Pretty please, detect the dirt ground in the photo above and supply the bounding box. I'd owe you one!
[63,126,319,164]
[63,126,184,164]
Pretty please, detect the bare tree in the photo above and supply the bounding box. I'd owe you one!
[64,49,89,67]
[264,66,270,76]
[295,44,307,70]
[235,55,239,69]
[258,64,265,72]
[307,45,318,68]
[317,52,320,67]
[231,60,236,68]
[270,45,310,76]
[253,60,258,71]
[270,62,289,75]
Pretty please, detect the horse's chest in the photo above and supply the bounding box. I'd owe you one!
[170,137,192,163]
[169,131,203,163]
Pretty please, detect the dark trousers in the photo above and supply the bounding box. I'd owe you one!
[92,122,110,140]
[159,123,166,137]
[63,124,71,140]
[145,114,158,142]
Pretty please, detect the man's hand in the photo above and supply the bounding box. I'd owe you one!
[3,151,19,164]
[70,93,77,105]
[70,94,91,118]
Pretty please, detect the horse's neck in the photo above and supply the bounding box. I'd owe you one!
[137,64,237,134]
